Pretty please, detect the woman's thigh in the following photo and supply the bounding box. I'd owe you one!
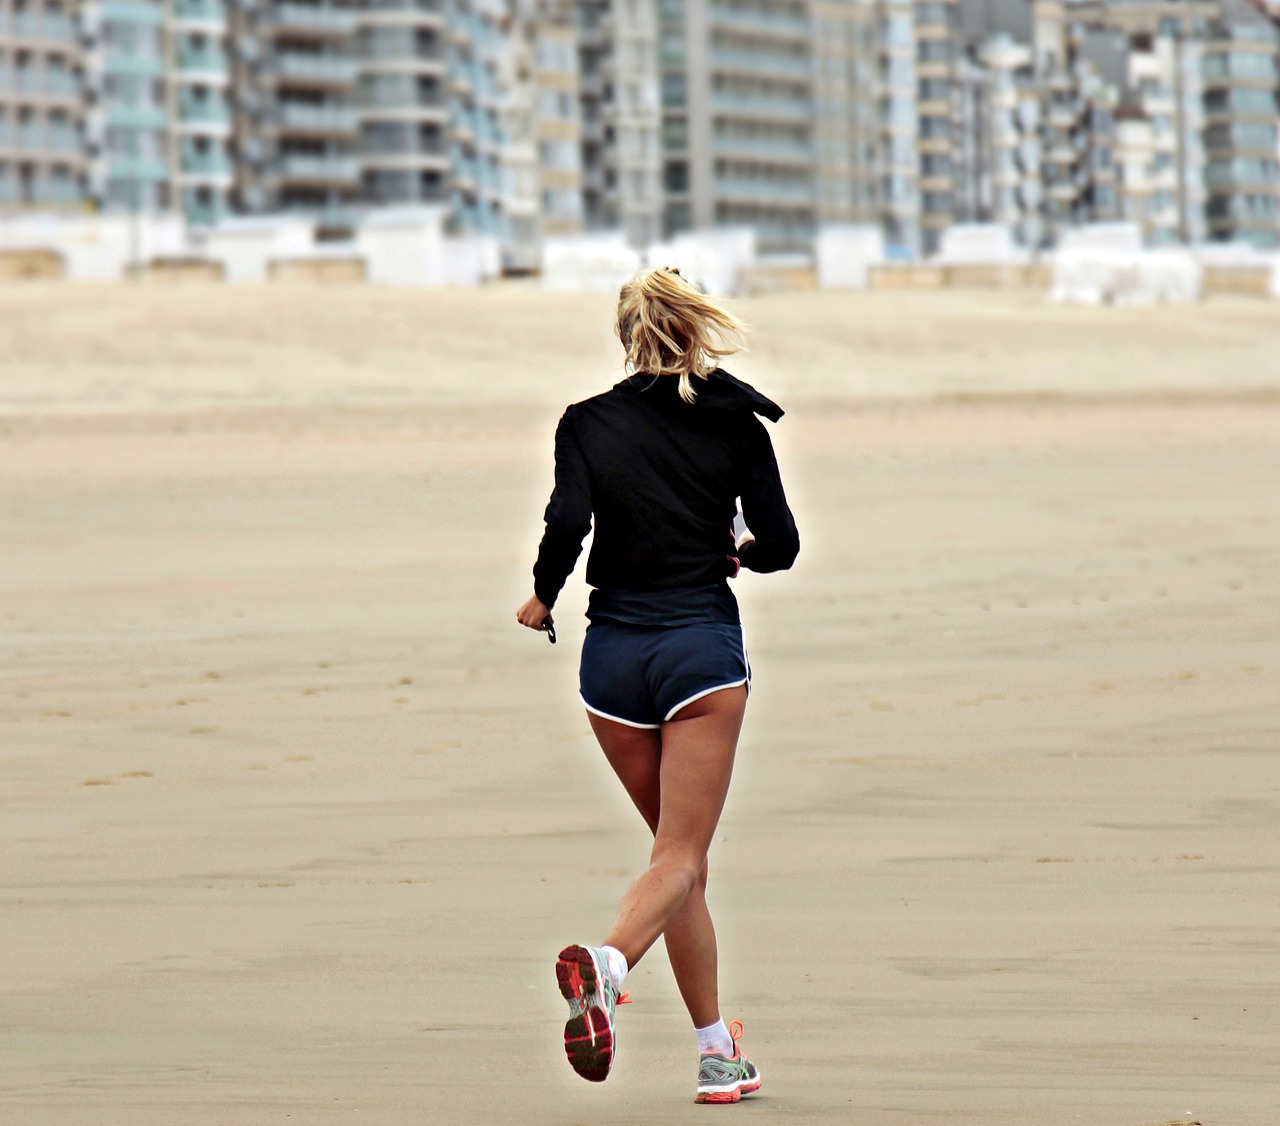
[587,711,662,833]
[654,685,747,860]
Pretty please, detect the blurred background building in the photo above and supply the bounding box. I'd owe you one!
[0,0,1277,260]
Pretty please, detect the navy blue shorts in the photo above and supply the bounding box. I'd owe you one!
[579,620,751,729]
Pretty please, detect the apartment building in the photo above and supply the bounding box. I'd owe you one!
[229,1,360,227]
[957,31,1045,246]
[915,0,959,252]
[809,0,876,230]
[78,1,234,224]
[0,0,85,210]
[657,0,819,252]
[358,0,449,215]
[577,0,661,247]
[1201,19,1279,246]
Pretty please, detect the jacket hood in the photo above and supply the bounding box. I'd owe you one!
[616,368,784,422]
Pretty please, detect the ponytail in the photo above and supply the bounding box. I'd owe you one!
[616,267,747,402]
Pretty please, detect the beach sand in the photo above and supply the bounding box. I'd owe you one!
[1,285,1278,1125]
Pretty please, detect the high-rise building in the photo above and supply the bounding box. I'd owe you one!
[1201,19,1279,246]
[230,0,361,228]
[357,0,450,217]
[915,0,960,252]
[0,0,85,210]
[578,0,661,247]
[657,0,819,252]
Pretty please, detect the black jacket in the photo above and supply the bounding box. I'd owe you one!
[532,369,799,609]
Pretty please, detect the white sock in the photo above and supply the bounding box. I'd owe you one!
[696,1018,734,1057]
[602,945,628,990]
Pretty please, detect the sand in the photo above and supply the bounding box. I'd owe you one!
[1,285,1278,1125]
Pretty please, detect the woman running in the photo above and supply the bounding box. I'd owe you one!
[516,266,799,1104]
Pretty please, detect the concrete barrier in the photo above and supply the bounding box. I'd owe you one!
[815,225,884,290]
[1203,266,1273,298]
[0,247,64,279]
[142,257,226,283]
[205,217,316,283]
[943,263,1046,290]
[268,256,366,283]
[738,258,817,295]
[868,264,947,290]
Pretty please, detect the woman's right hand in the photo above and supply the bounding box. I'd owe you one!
[516,594,552,632]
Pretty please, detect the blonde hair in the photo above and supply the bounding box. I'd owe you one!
[616,267,747,403]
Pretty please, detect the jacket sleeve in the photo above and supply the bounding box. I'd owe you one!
[532,407,593,609]
[735,415,799,574]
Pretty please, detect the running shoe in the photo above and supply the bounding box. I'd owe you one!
[555,944,630,1082]
[695,1020,762,1104]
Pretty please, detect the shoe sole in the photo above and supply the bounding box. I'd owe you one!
[695,1075,762,1104]
[556,944,614,1083]
[701,1079,757,1105]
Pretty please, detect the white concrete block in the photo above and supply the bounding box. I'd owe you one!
[815,224,885,290]
[205,216,316,283]
[934,223,1028,265]
[542,234,643,293]
[354,207,448,288]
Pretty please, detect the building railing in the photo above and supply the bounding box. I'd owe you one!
[278,104,360,131]
[104,52,166,77]
[711,135,813,159]
[274,5,358,34]
[108,105,169,129]
[175,0,228,24]
[181,152,233,175]
[178,49,230,73]
[710,49,810,77]
[275,55,360,83]
[277,154,361,180]
[180,102,233,125]
[708,3,808,37]
[714,177,814,201]
[108,155,171,181]
[711,92,811,119]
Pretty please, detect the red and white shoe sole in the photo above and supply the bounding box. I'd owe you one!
[556,944,614,1083]
[695,1077,762,1104]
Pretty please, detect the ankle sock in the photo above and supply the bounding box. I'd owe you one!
[696,1018,734,1057]
[602,945,628,990]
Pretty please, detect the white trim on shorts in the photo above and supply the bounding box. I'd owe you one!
[580,694,661,730]
[662,677,749,722]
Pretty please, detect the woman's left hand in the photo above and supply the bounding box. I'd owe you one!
[516,594,552,632]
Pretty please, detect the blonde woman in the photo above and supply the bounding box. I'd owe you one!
[516,267,799,1104]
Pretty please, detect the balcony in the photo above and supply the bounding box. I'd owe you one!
[277,154,361,182]
[714,177,814,203]
[180,102,233,127]
[277,103,360,133]
[361,140,449,167]
[181,151,233,177]
[108,155,171,181]
[7,12,78,43]
[360,0,445,24]
[105,51,166,78]
[708,3,808,39]
[108,104,169,129]
[710,50,811,79]
[174,0,228,26]
[272,5,357,37]
[711,135,813,161]
[710,91,811,121]
[12,69,80,99]
[362,40,447,68]
[178,48,230,75]
[274,54,359,86]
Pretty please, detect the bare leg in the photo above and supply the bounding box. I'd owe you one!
[587,686,747,1020]
[588,713,725,1027]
